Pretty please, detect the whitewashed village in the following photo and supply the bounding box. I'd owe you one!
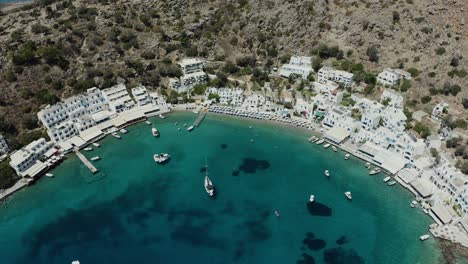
[0,56,467,247]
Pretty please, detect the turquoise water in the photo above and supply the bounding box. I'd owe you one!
[0,112,442,263]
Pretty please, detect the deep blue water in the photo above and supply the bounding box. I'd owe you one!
[0,112,442,263]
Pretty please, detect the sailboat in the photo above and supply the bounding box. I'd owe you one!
[204,161,215,197]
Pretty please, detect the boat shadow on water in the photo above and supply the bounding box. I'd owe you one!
[306,202,332,217]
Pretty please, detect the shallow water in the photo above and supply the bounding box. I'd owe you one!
[0,112,442,263]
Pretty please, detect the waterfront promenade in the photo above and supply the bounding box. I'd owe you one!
[0,178,28,201]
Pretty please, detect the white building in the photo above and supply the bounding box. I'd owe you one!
[170,58,208,93]
[102,84,135,113]
[9,138,54,177]
[376,68,412,87]
[279,56,313,79]
[313,81,343,104]
[394,133,426,162]
[432,102,448,120]
[179,58,204,75]
[131,85,152,106]
[206,87,244,106]
[381,89,404,108]
[294,98,315,119]
[322,107,359,133]
[149,92,167,106]
[242,94,266,111]
[0,134,8,155]
[318,67,354,87]
[360,111,381,130]
[381,106,407,132]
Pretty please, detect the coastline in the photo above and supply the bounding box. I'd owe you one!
[0,0,32,12]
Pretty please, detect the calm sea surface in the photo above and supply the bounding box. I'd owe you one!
[0,112,442,263]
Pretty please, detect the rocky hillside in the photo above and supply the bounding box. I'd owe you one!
[0,0,466,148]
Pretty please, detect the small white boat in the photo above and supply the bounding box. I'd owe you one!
[154,153,170,164]
[383,176,391,183]
[120,128,128,134]
[45,173,54,177]
[84,147,93,151]
[71,261,80,264]
[419,234,430,241]
[309,194,315,203]
[112,132,121,139]
[369,167,381,175]
[274,210,280,217]
[344,154,350,160]
[159,114,166,119]
[145,120,152,125]
[332,146,337,152]
[411,200,417,208]
[193,110,199,114]
[323,143,331,149]
[92,143,100,147]
[90,156,101,161]
[365,162,371,168]
[204,175,215,196]
[307,136,316,142]
[152,127,159,137]
[316,139,325,145]
[387,180,396,186]
[183,123,187,127]
[324,170,330,177]
[345,191,352,200]
[187,126,194,132]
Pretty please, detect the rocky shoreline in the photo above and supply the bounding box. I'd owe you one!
[0,1,32,12]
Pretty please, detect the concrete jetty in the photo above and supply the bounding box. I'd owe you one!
[75,150,98,173]
[193,110,207,127]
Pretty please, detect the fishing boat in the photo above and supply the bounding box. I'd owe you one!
[383,176,391,183]
[45,173,54,177]
[84,147,93,151]
[187,125,194,132]
[369,167,381,175]
[152,127,159,137]
[316,139,325,145]
[411,200,417,208]
[112,132,121,139]
[308,136,316,142]
[366,162,371,169]
[419,234,430,241]
[344,154,350,160]
[309,194,315,203]
[159,114,166,119]
[344,191,352,200]
[387,180,396,186]
[324,170,330,177]
[90,156,101,161]
[154,153,170,164]
[120,128,128,134]
[204,161,215,197]
[92,143,100,147]
[145,120,151,125]
[323,143,331,149]
[332,146,338,152]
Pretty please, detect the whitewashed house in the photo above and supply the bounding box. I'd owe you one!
[294,98,315,119]
[131,85,152,106]
[0,134,8,155]
[360,111,381,130]
[279,56,313,79]
[322,107,359,133]
[242,94,266,111]
[381,106,407,132]
[395,133,426,162]
[376,68,412,87]
[9,138,54,177]
[318,67,354,87]
[381,89,404,108]
[313,80,343,104]
[171,58,208,93]
[102,84,135,113]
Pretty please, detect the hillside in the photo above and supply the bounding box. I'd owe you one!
[0,0,466,149]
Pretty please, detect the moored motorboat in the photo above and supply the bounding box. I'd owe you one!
[90,156,101,161]
[145,120,152,125]
[345,191,352,200]
[84,147,93,151]
[365,162,371,169]
[187,125,194,132]
[316,139,325,145]
[411,200,418,208]
[387,180,396,186]
[324,170,330,177]
[309,194,315,203]
[112,132,121,139]
[154,153,170,164]
[323,143,331,149]
[120,128,128,134]
[332,146,337,152]
[369,167,381,175]
[152,127,159,137]
[383,176,391,183]
[159,114,166,119]
[419,234,430,241]
[344,154,350,160]
[45,173,54,177]
[274,210,280,217]
[308,136,316,142]
[92,143,100,147]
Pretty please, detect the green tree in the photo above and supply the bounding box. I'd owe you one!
[414,122,431,138]
[0,161,17,189]
[192,84,207,95]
